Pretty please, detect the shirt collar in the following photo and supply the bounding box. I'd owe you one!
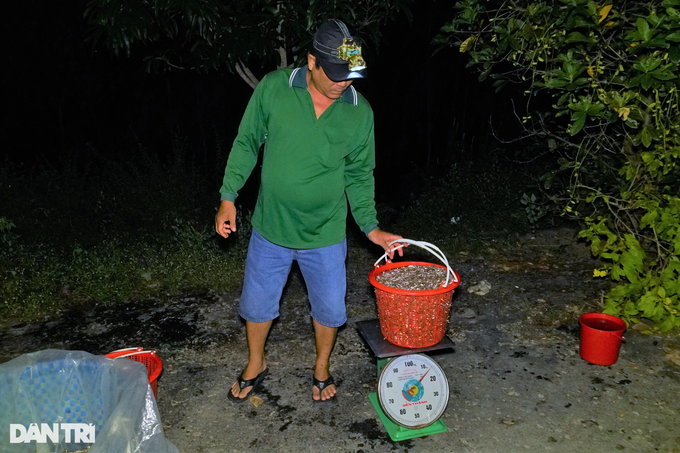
[289,67,358,106]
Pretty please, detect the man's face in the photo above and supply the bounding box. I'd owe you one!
[307,54,352,100]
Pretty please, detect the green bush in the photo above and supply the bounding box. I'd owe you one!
[438,0,680,330]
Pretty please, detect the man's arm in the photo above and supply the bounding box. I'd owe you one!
[344,115,406,257]
[215,74,269,238]
[344,118,379,235]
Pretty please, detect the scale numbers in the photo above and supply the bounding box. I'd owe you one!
[377,354,449,429]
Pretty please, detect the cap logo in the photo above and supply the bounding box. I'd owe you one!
[338,39,366,72]
[313,19,366,73]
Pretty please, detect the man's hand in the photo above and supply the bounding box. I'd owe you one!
[215,200,237,238]
[367,229,406,260]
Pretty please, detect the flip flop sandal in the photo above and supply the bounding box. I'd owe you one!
[312,374,336,402]
[228,368,269,403]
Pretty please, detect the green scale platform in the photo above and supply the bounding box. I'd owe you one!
[356,319,455,442]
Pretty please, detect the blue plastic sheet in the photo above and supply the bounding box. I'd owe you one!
[0,349,178,453]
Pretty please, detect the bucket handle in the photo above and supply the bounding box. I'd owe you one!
[111,350,156,360]
[108,347,144,354]
[374,238,458,286]
[612,333,626,342]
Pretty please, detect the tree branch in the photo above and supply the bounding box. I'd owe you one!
[235,61,259,90]
[278,47,288,69]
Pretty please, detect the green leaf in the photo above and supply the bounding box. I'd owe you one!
[667,32,680,42]
[633,55,663,73]
[640,209,659,229]
[625,117,640,128]
[666,7,680,18]
[565,32,587,43]
[659,315,678,331]
[650,69,677,80]
[638,293,656,314]
[569,112,587,135]
[649,38,671,49]
[623,301,639,315]
[641,127,653,147]
[637,18,651,41]
[627,74,643,88]
[546,77,569,88]
[602,252,620,262]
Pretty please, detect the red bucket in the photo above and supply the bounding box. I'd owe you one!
[369,239,460,348]
[370,261,460,348]
[579,313,627,365]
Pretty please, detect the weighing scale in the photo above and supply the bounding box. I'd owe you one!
[356,319,455,442]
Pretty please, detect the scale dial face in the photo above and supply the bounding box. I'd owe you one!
[377,354,449,429]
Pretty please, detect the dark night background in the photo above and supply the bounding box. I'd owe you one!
[2,1,518,205]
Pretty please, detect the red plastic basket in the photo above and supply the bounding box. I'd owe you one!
[368,240,461,348]
[105,348,163,398]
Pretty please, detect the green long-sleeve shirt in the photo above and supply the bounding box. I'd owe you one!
[220,68,379,249]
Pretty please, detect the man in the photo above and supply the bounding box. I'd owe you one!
[215,19,403,403]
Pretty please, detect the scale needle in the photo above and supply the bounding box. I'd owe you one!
[419,368,431,382]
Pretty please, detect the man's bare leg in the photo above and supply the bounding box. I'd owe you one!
[231,320,272,398]
[312,319,338,401]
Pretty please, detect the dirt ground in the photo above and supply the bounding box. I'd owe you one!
[1,228,680,453]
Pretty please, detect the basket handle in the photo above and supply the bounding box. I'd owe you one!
[111,350,156,360]
[108,347,143,354]
[374,239,458,286]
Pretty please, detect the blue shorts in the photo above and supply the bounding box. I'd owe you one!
[239,229,347,328]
